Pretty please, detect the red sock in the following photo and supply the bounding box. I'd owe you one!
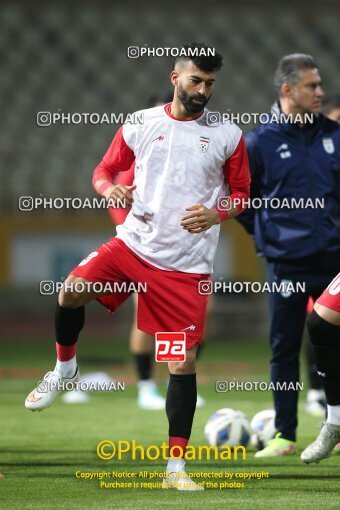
[56,342,77,361]
[169,436,189,458]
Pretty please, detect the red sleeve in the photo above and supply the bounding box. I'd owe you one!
[92,126,135,188]
[115,162,135,186]
[218,136,251,221]
[108,162,135,225]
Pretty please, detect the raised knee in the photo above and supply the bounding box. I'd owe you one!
[58,278,86,308]
[58,290,80,308]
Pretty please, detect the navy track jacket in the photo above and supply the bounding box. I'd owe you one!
[238,106,340,260]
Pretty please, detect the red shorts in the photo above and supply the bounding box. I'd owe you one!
[70,238,209,348]
[316,273,340,313]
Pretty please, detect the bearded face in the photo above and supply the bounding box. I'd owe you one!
[177,82,210,114]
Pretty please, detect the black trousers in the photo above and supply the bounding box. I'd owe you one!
[267,251,339,442]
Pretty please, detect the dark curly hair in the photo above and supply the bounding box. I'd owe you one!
[173,42,223,73]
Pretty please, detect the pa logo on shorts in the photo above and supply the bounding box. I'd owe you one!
[199,136,210,152]
[155,332,186,362]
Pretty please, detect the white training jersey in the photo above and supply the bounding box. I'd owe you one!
[100,104,247,273]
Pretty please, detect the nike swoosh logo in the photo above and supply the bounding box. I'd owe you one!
[26,390,41,402]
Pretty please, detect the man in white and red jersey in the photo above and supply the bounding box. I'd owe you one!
[301,273,340,463]
[25,42,251,490]
[108,92,206,411]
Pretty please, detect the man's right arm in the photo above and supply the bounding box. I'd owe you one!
[236,129,263,236]
[92,126,136,205]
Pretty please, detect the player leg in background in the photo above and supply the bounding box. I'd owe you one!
[130,294,166,410]
[305,315,326,416]
[163,345,203,491]
[301,302,340,463]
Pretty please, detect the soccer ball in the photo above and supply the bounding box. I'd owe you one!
[204,408,251,447]
[250,409,276,450]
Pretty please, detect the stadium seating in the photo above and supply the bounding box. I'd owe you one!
[0,1,339,212]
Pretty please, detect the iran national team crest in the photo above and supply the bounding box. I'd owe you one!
[199,136,210,152]
[322,137,335,154]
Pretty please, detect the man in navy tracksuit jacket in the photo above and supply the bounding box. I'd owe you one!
[237,54,340,457]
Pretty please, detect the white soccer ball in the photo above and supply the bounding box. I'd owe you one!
[204,408,251,447]
[250,409,277,450]
[204,408,234,438]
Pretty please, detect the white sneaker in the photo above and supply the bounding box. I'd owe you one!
[196,393,206,408]
[25,367,79,411]
[138,380,165,410]
[163,460,203,491]
[301,422,340,464]
[305,400,326,418]
[305,390,326,418]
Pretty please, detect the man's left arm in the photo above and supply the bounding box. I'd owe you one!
[216,135,251,221]
[181,136,251,233]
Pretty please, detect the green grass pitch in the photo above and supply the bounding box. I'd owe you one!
[1,335,339,509]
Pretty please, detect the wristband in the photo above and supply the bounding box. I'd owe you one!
[216,194,248,221]
[98,181,114,196]
[215,207,229,222]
